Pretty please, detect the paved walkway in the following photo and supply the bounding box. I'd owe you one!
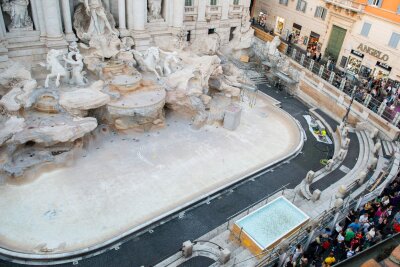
[0,84,332,267]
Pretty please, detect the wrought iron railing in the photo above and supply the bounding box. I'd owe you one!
[286,45,400,127]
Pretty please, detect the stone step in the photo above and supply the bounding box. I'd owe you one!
[382,140,394,157]
[6,30,41,43]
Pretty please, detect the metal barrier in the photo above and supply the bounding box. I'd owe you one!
[286,48,399,127]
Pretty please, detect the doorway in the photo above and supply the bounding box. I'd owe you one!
[325,25,347,62]
[275,16,285,35]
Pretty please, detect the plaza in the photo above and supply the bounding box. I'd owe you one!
[0,0,399,267]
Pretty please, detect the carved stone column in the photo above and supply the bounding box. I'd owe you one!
[31,0,46,39]
[173,0,184,28]
[221,0,229,20]
[61,0,76,41]
[127,0,134,29]
[0,5,7,38]
[41,0,67,48]
[197,0,206,22]
[130,0,146,31]
[118,0,129,36]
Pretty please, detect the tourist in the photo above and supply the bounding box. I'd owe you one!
[317,53,322,62]
[292,244,303,262]
[346,247,356,258]
[344,227,355,246]
[324,252,336,266]
[359,213,369,226]
[348,219,361,233]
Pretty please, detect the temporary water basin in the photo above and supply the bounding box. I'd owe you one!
[232,196,309,256]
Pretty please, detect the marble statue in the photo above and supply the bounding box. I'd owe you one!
[40,49,68,88]
[160,50,180,76]
[2,0,33,31]
[268,36,281,57]
[132,47,163,79]
[118,37,136,66]
[147,0,163,22]
[73,0,120,60]
[63,52,87,86]
[80,0,118,38]
[174,27,188,50]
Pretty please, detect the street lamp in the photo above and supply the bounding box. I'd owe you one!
[342,75,359,125]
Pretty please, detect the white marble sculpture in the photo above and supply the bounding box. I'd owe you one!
[132,47,163,79]
[40,49,68,88]
[63,52,87,86]
[174,27,188,50]
[73,0,120,59]
[2,0,33,31]
[80,0,118,38]
[161,50,180,76]
[231,9,254,50]
[147,0,163,22]
[118,37,136,66]
[268,36,281,58]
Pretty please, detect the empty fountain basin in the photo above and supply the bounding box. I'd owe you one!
[232,196,309,256]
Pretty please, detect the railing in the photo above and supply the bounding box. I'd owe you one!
[324,0,366,13]
[206,5,222,13]
[184,6,196,14]
[229,4,243,13]
[286,45,400,128]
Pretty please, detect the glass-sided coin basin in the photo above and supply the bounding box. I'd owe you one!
[232,196,309,256]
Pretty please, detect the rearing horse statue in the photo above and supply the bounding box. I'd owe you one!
[40,49,69,88]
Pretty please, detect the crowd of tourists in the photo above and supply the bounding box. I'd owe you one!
[278,176,400,267]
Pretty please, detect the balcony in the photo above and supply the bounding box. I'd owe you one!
[184,6,197,21]
[229,5,243,19]
[324,0,366,14]
[206,5,222,20]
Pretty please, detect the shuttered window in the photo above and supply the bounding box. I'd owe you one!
[210,0,217,5]
[388,32,400,49]
[314,6,327,20]
[360,22,371,37]
[279,0,288,5]
[296,0,307,12]
[185,0,192,6]
[233,0,240,5]
[369,0,383,7]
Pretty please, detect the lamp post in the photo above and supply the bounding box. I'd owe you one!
[342,75,359,125]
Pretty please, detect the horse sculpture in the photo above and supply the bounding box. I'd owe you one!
[40,49,69,88]
[132,47,163,79]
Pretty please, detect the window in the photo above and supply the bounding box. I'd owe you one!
[185,0,193,6]
[388,32,400,49]
[229,27,236,41]
[368,0,383,7]
[208,28,216,34]
[210,0,217,5]
[314,6,327,20]
[360,22,371,37]
[296,0,307,13]
[279,0,288,5]
[339,56,348,68]
[186,31,191,42]
[233,0,240,5]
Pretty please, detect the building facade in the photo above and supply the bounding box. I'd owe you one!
[252,0,400,82]
[0,0,250,66]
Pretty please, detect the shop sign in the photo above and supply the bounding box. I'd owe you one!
[376,61,392,71]
[351,49,364,58]
[357,44,389,61]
